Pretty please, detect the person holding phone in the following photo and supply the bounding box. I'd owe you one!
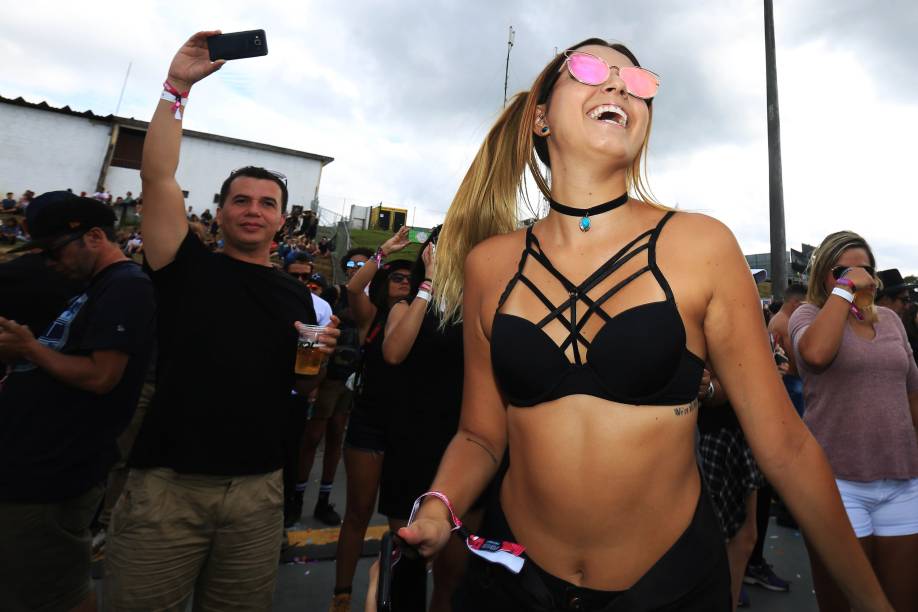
[103,31,338,610]
[789,231,918,611]
[396,39,892,610]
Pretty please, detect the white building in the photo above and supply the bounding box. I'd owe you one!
[0,95,334,214]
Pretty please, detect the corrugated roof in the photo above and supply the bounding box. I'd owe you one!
[0,94,334,166]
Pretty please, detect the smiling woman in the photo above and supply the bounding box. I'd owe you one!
[395,36,895,612]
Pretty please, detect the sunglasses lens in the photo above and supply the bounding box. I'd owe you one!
[567,53,609,85]
[620,67,659,99]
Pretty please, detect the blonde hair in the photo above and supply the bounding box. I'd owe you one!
[806,230,879,318]
[436,38,668,324]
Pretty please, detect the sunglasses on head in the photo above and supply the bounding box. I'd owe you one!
[561,51,660,100]
[346,260,367,269]
[389,273,411,284]
[832,265,875,280]
[230,166,288,186]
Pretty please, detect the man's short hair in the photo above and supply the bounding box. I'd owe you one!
[340,247,374,273]
[218,166,289,213]
[785,283,807,300]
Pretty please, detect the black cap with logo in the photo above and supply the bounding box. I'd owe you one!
[10,191,117,253]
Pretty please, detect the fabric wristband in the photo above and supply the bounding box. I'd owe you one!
[835,277,857,293]
[831,286,854,303]
[407,491,526,574]
[416,289,432,303]
[161,81,189,120]
[374,247,385,267]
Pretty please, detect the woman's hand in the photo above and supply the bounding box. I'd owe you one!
[396,516,453,560]
[696,368,712,401]
[421,243,436,280]
[838,267,877,293]
[167,30,226,92]
[381,226,410,257]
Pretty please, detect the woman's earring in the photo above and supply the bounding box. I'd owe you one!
[541,125,550,135]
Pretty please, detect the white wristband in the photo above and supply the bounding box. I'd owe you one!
[160,90,187,120]
[416,290,431,303]
[831,286,854,303]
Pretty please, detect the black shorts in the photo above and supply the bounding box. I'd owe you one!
[344,400,387,454]
[453,473,731,611]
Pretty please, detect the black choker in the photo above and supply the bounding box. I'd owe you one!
[548,192,629,232]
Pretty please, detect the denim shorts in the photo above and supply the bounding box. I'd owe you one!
[836,478,918,537]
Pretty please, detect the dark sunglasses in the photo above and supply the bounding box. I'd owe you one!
[832,265,875,280]
[293,273,312,281]
[43,233,85,261]
[389,273,411,284]
[346,260,367,269]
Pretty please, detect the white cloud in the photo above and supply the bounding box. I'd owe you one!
[1,0,915,273]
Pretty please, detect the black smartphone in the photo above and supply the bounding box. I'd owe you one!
[376,531,396,612]
[207,30,268,61]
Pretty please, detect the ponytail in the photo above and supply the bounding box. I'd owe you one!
[435,91,538,324]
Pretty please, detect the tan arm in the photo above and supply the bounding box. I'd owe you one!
[700,219,891,612]
[141,31,225,271]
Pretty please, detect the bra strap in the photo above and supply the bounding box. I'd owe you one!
[649,211,678,302]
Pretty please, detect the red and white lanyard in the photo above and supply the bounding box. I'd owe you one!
[408,491,526,574]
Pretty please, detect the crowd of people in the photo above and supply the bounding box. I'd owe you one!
[1,29,916,612]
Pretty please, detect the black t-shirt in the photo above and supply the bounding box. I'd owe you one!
[129,231,317,475]
[0,261,155,502]
[0,252,82,342]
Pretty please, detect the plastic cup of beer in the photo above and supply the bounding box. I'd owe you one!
[295,324,326,376]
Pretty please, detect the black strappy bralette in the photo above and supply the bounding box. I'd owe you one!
[491,211,704,408]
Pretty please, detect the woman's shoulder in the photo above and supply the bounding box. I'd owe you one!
[661,208,735,246]
[465,226,527,272]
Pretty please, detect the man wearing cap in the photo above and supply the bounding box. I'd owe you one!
[0,192,155,612]
[876,269,915,318]
[104,31,338,610]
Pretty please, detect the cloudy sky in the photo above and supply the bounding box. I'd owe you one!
[2,0,916,273]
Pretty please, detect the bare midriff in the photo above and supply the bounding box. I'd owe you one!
[502,394,701,591]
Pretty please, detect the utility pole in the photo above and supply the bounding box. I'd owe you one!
[114,61,132,116]
[764,0,787,300]
[503,26,515,107]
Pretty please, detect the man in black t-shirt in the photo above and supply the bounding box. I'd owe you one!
[104,31,338,610]
[0,192,155,612]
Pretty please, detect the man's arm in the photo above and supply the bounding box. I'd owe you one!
[0,317,128,394]
[141,31,225,271]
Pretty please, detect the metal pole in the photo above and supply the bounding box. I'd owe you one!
[503,26,515,107]
[114,61,132,116]
[764,0,787,300]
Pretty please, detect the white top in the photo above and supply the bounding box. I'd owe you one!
[311,293,333,327]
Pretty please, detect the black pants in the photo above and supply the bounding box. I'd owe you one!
[453,482,731,612]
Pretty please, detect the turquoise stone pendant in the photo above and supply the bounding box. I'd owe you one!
[579,215,591,232]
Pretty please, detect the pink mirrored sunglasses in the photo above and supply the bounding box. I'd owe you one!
[562,51,660,100]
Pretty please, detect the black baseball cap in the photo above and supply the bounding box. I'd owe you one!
[308,272,328,289]
[10,191,116,253]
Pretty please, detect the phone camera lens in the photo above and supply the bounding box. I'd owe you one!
[254,37,262,45]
